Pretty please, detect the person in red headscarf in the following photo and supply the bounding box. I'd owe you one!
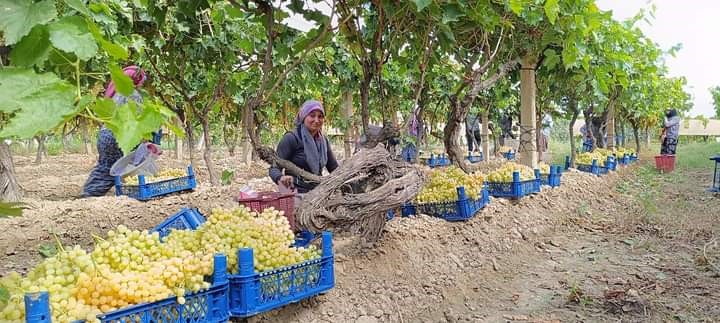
[81,65,154,197]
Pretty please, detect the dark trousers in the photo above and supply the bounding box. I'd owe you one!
[466,130,482,152]
[661,137,677,155]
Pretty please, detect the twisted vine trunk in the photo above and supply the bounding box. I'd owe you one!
[295,146,423,241]
[0,142,22,202]
[34,135,48,165]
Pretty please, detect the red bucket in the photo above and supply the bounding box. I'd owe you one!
[654,155,676,173]
[236,192,297,231]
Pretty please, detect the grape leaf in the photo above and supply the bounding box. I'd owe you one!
[9,25,51,67]
[38,243,57,258]
[103,102,165,154]
[48,16,98,61]
[544,0,559,25]
[65,0,91,16]
[0,68,77,139]
[508,0,525,15]
[109,64,134,97]
[87,21,129,60]
[413,0,432,12]
[221,169,234,186]
[0,0,56,45]
[0,201,26,218]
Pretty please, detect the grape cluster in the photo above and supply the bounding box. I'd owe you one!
[486,162,536,182]
[538,162,551,175]
[615,147,635,156]
[123,168,186,185]
[577,151,610,166]
[0,207,320,322]
[416,167,485,203]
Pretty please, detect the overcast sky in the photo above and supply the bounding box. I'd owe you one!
[284,1,719,117]
[585,1,718,117]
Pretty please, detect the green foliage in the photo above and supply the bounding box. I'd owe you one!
[0,201,26,218]
[0,68,77,138]
[710,86,720,119]
[221,169,234,186]
[48,16,98,61]
[0,0,57,44]
[38,243,58,258]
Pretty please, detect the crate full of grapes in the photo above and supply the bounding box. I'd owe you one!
[486,163,541,199]
[401,168,489,221]
[540,165,562,188]
[401,186,489,221]
[228,232,335,318]
[22,254,231,323]
[151,207,206,239]
[115,166,196,201]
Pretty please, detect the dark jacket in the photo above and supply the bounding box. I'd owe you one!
[269,128,339,193]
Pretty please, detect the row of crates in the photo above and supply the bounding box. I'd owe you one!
[24,206,334,323]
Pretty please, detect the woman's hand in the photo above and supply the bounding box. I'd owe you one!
[279,175,294,189]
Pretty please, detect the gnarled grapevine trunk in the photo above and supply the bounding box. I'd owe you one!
[295,146,423,241]
[0,142,22,202]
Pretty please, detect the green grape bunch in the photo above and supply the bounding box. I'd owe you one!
[416,167,485,204]
[486,162,536,182]
[0,207,320,322]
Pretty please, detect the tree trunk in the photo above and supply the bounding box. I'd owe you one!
[633,125,641,153]
[80,118,93,155]
[341,90,354,159]
[61,124,69,154]
[519,57,538,168]
[644,126,651,148]
[481,110,489,163]
[568,98,579,167]
[0,142,22,202]
[359,64,372,134]
[34,135,47,165]
[184,115,195,166]
[222,121,238,157]
[606,98,616,150]
[200,117,218,185]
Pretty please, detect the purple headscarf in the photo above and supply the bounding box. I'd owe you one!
[295,100,325,126]
[105,65,147,98]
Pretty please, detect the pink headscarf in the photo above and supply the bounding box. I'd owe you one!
[104,65,147,98]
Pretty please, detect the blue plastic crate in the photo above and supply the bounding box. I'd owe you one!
[629,154,638,162]
[152,207,206,239]
[567,156,611,176]
[614,154,630,166]
[486,170,541,199]
[466,153,484,163]
[115,166,197,201]
[25,254,231,323]
[503,151,516,160]
[540,166,562,188]
[401,186,489,221]
[709,156,720,193]
[428,154,451,168]
[228,232,334,318]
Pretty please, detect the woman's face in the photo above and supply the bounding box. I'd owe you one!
[303,110,324,134]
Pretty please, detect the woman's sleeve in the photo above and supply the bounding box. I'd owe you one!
[326,139,339,173]
[269,133,296,184]
[664,117,680,128]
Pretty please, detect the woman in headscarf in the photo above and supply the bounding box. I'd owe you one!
[269,100,339,195]
[81,65,153,197]
[660,108,681,155]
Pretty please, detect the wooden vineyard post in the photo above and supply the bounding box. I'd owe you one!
[519,56,538,169]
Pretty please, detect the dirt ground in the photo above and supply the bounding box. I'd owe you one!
[2,152,719,322]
